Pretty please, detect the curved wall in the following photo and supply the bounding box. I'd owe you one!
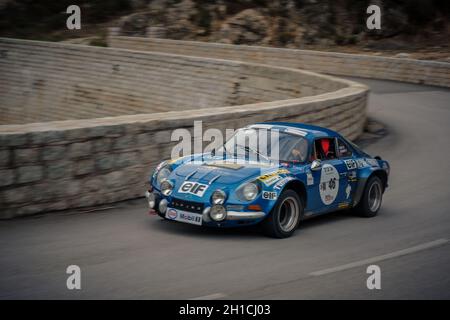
[0,38,368,218]
[0,38,345,125]
[109,36,450,88]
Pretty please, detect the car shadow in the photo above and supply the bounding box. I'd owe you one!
[147,209,356,240]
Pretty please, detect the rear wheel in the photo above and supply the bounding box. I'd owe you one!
[262,190,303,238]
[355,176,383,217]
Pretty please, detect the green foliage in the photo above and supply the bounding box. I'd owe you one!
[0,0,133,39]
[89,37,108,47]
[190,1,213,35]
[278,32,294,45]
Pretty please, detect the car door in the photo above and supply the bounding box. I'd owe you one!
[306,138,352,214]
[336,137,358,208]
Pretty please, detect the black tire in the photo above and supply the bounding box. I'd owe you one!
[262,189,303,238]
[355,176,383,217]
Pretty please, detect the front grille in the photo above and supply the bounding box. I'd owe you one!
[171,198,204,214]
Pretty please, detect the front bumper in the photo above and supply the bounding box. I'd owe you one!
[226,211,265,220]
[145,191,266,227]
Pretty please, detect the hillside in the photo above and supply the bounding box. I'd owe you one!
[0,0,449,61]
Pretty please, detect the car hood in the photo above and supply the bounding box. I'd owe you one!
[173,159,277,185]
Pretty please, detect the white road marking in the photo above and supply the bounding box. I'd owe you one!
[190,293,227,300]
[309,238,449,276]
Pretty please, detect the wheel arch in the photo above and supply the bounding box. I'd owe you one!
[353,169,387,207]
[282,179,307,208]
[370,170,388,191]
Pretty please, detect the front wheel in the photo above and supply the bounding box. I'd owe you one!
[262,190,303,238]
[355,176,383,217]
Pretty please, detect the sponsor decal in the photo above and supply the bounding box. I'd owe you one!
[263,175,281,186]
[346,184,352,199]
[178,181,209,197]
[258,172,282,186]
[338,202,350,209]
[356,159,369,169]
[262,191,277,200]
[344,159,357,170]
[274,176,295,190]
[277,168,290,175]
[366,158,380,167]
[306,171,314,186]
[167,208,203,225]
[319,164,339,205]
[179,212,202,225]
[167,208,178,220]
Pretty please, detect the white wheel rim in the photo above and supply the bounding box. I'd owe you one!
[368,182,382,212]
[278,196,300,232]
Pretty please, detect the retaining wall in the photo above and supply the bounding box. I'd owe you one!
[0,38,368,218]
[109,36,450,88]
[0,38,346,125]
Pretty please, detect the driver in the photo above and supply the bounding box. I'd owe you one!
[289,139,308,161]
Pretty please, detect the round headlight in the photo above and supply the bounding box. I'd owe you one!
[210,205,227,222]
[242,182,259,201]
[160,179,173,196]
[156,166,172,185]
[211,189,226,205]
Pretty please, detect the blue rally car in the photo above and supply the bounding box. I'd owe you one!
[145,122,390,238]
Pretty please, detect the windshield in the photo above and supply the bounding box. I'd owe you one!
[218,128,308,163]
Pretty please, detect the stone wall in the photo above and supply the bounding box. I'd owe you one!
[0,38,344,125]
[109,36,450,88]
[0,38,368,218]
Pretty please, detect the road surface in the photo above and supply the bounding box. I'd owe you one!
[1,78,449,299]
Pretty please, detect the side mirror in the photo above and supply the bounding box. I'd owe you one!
[311,159,322,171]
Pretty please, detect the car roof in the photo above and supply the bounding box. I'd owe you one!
[252,122,339,139]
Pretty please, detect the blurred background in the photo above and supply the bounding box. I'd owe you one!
[0,0,449,60]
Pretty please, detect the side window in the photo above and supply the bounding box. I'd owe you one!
[337,138,352,158]
[313,138,337,161]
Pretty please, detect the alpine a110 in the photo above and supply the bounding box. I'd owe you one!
[145,122,390,238]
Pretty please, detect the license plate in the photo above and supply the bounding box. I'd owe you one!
[165,208,202,226]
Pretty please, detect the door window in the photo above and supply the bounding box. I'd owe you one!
[337,138,352,158]
[312,138,337,161]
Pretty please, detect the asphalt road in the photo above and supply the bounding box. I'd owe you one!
[1,78,449,299]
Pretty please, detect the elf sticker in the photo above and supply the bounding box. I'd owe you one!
[319,164,339,205]
[178,181,209,197]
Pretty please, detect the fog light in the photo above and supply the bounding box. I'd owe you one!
[210,205,227,222]
[145,191,156,209]
[159,199,168,214]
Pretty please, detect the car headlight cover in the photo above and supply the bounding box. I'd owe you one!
[242,182,259,201]
[160,179,173,196]
[210,205,227,222]
[156,165,172,185]
[211,189,226,205]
